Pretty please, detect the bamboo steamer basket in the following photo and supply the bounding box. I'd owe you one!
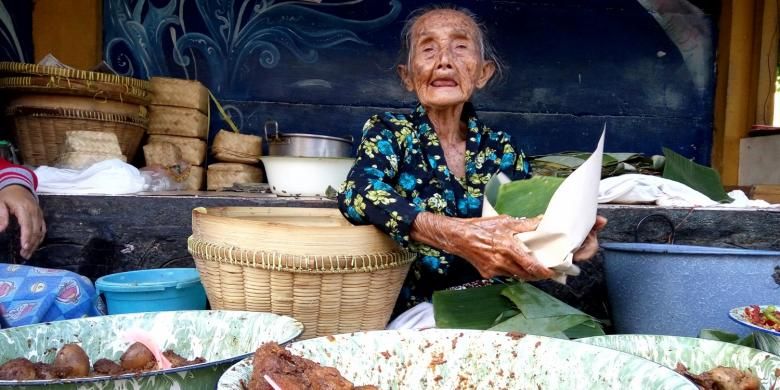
[188,207,415,339]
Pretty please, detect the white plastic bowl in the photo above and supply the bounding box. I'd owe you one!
[260,156,354,197]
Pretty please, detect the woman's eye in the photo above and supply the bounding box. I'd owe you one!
[422,47,434,53]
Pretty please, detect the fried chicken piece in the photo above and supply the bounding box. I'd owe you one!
[93,358,124,376]
[675,363,760,390]
[161,350,205,368]
[247,342,376,390]
[33,362,69,379]
[0,358,37,380]
[708,366,760,390]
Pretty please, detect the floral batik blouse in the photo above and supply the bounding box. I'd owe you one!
[337,102,532,315]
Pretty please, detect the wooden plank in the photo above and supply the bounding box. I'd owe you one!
[752,184,780,203]
[718,1,758,186]
[32,0,102,69]
[755,0,779,125]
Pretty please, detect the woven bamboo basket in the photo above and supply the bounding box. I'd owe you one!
[148,105,208,139]
[0,76,151,105]
[188,207,415,339]
[206,162,263,190]
[211,129,262,163]
[0,61,151,103]
[7,106,147,166]
[147,135,206,166]
[150,76,209,114]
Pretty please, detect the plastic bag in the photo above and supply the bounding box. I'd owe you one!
[140,164,189,192]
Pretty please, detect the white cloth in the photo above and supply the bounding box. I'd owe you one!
[386,302,435,330]
[598,174,779,208]
[35,159,145,195]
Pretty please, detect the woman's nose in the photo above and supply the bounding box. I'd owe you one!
[436,47,453,69]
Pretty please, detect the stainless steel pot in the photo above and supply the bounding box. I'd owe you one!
[264,120,353,158]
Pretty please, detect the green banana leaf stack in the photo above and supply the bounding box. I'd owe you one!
[530,152,664,178]
[433,282,605,339]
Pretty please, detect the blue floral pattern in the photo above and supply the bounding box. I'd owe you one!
[338,102,531,313]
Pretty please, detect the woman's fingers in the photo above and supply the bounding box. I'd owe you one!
[0,201,9,233]
[12,200,35,259]
[573,216,608,261]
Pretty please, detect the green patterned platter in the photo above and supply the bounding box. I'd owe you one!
[218,329,696,389]
[0,310,303,389]
[578,334,780,389]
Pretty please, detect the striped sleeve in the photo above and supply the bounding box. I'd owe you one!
[0,158,38,196]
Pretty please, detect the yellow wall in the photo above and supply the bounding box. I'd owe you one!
[32,0,102,69]
[713,0,778,185]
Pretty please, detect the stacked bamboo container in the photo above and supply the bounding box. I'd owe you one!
[207,129,263,191]
[143,77,208,190]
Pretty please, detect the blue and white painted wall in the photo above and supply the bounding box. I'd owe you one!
[108,1,721,162]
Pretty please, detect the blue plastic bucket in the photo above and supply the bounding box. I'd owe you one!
[601,243,780,337]
[95,268,208,315]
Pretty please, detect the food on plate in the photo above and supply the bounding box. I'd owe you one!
[0,341,204,380]
[120,342,158,371]
[53,343,91,377]
[162,349,206,368]
[674,362,760,390]
[247,342,377,390]
[743,305,780,332]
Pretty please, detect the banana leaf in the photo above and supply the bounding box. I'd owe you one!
[698,328,755,348]
[432,283,515,329]
[662,147,732,203]
[489,282,604,339]
[531,152,662,178]
[493,175,564,218]
[433,282,604,340]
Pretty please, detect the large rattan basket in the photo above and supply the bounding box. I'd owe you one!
[7,106,147,166]
[187,207,415,339]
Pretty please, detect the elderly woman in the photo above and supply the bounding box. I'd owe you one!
[338,6,606,315]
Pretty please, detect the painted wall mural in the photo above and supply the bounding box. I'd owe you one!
[103,0,719,163]
[0,0,32,62]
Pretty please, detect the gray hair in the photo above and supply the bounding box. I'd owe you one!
[397,4,505,86]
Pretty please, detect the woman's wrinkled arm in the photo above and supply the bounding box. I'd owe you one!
[410,212,555,280]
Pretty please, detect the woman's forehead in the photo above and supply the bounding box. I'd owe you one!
[412,9,479,39]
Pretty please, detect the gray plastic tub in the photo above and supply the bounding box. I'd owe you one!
[601,242,780,337]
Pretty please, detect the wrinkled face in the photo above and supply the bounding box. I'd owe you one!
[399,9,495,109]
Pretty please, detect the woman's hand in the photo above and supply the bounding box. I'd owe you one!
[411,213,554,280]
[573,215,608,261]
[0,185,46,259]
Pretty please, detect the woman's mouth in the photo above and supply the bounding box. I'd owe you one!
[431,79,457,87]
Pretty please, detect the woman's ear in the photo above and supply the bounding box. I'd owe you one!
[397,64,415,92]
[476,60,496,89]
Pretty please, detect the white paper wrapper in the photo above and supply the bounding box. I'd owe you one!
[483,126,605,283]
